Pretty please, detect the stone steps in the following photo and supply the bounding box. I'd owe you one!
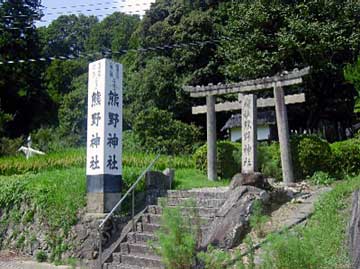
[115,265,159,269]
[127,231,156,244]
[161,197,226,208]
[142,213,213,226]
[137,223,161,233]
[116,253,164,269]
[166,188,229,199]
[149,205,219,218]
[104,187,229,269]
[106,265,157,269]
[142,213,162,224]
[121,242,156,256]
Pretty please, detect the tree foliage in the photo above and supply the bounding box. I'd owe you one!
[133,108,201,154]
[85,12,140,55]
[221,0,360,128]
[345,56,360,113]
[0,0,50,137]
[1,0,360,153]
[39,14,98,56]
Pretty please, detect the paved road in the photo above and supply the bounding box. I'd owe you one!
[0,260,77,269]
[0,261,22,269]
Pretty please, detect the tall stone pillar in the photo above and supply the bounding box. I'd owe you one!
[273,84,294,184]
[86,58,123,213]
[241,94,257,173]
[206,95,217,181]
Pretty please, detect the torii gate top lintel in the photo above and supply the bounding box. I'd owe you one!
[183,67,310,97]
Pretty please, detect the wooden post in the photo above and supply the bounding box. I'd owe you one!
[273,85,294,184]
[241,94,257,173]
[206,95,217,181]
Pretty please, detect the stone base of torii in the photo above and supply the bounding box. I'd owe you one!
[184,67,310,185]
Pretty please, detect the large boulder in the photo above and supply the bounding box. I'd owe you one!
[349,190,360,269]
[201,185,270,249]
[230,172,271,190]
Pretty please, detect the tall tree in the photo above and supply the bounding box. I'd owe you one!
[221,0,360,136]
[38,14,98,56]
[345,57,360,114]
[38,15,97,126]
[0,0,50,137]
[85,12,140,57]
[125,0,225,128]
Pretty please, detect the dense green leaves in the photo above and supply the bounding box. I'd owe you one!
[85,12,140,55]
[133,108,201,154]
[39,14,98,56]
[1,0,360,154]
[0,0,49,137]
[221,0,360,129]
[345,57,360,113]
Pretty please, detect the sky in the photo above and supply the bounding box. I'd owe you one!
[38,0,155,26]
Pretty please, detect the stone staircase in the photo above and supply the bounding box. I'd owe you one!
[103,187,229,269]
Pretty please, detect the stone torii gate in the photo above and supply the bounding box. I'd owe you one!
[184,67,310,184]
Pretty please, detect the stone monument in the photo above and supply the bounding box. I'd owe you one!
[241,94,257,173]
[86,58,123,213]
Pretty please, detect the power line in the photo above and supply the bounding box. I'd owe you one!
[43,0,145,10]
[0,2,151,20]
[0,36,232,65]
[2,9,150,30]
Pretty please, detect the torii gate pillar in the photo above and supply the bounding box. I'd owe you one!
[206,95,217,181]
[274,84,294,184]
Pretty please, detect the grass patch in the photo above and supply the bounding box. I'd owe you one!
[261,176,360,269]
[0,151,229,263]
[0,148,195,176]
[0,167,86,234]
[151,200,200,269]
[0,166,227,233]
[173,169,229,190]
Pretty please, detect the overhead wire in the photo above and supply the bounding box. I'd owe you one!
[0,2,151,20]
[2,9,150,30]
[0,36,233,65]
[1,1,153,30]
[0,0,232,64]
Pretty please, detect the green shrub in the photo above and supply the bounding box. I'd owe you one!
[249,200,269,238]
[262,232,321,269]
[133,108,201,155]
[331,138,360,176]
[197,237,256,269]
[258,142,282,180]
[291,135,332,179]
[122,130,143,153]
[193,141,241,179]
[152,200,200,269]
[261,175,360,269]
[355,130,360,139]
[0,136,24,157]
[310,171,335,185]
[197,245,245,269]
[36,250,48,263]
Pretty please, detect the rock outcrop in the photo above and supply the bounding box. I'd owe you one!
[230,172,272,190]
[201,183,270,249]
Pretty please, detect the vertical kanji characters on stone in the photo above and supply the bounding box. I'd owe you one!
[104,62,122,175]
[87,60,103,172]
[86,59,123,213]
[241,94,257,173]
[86,59,123,177]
